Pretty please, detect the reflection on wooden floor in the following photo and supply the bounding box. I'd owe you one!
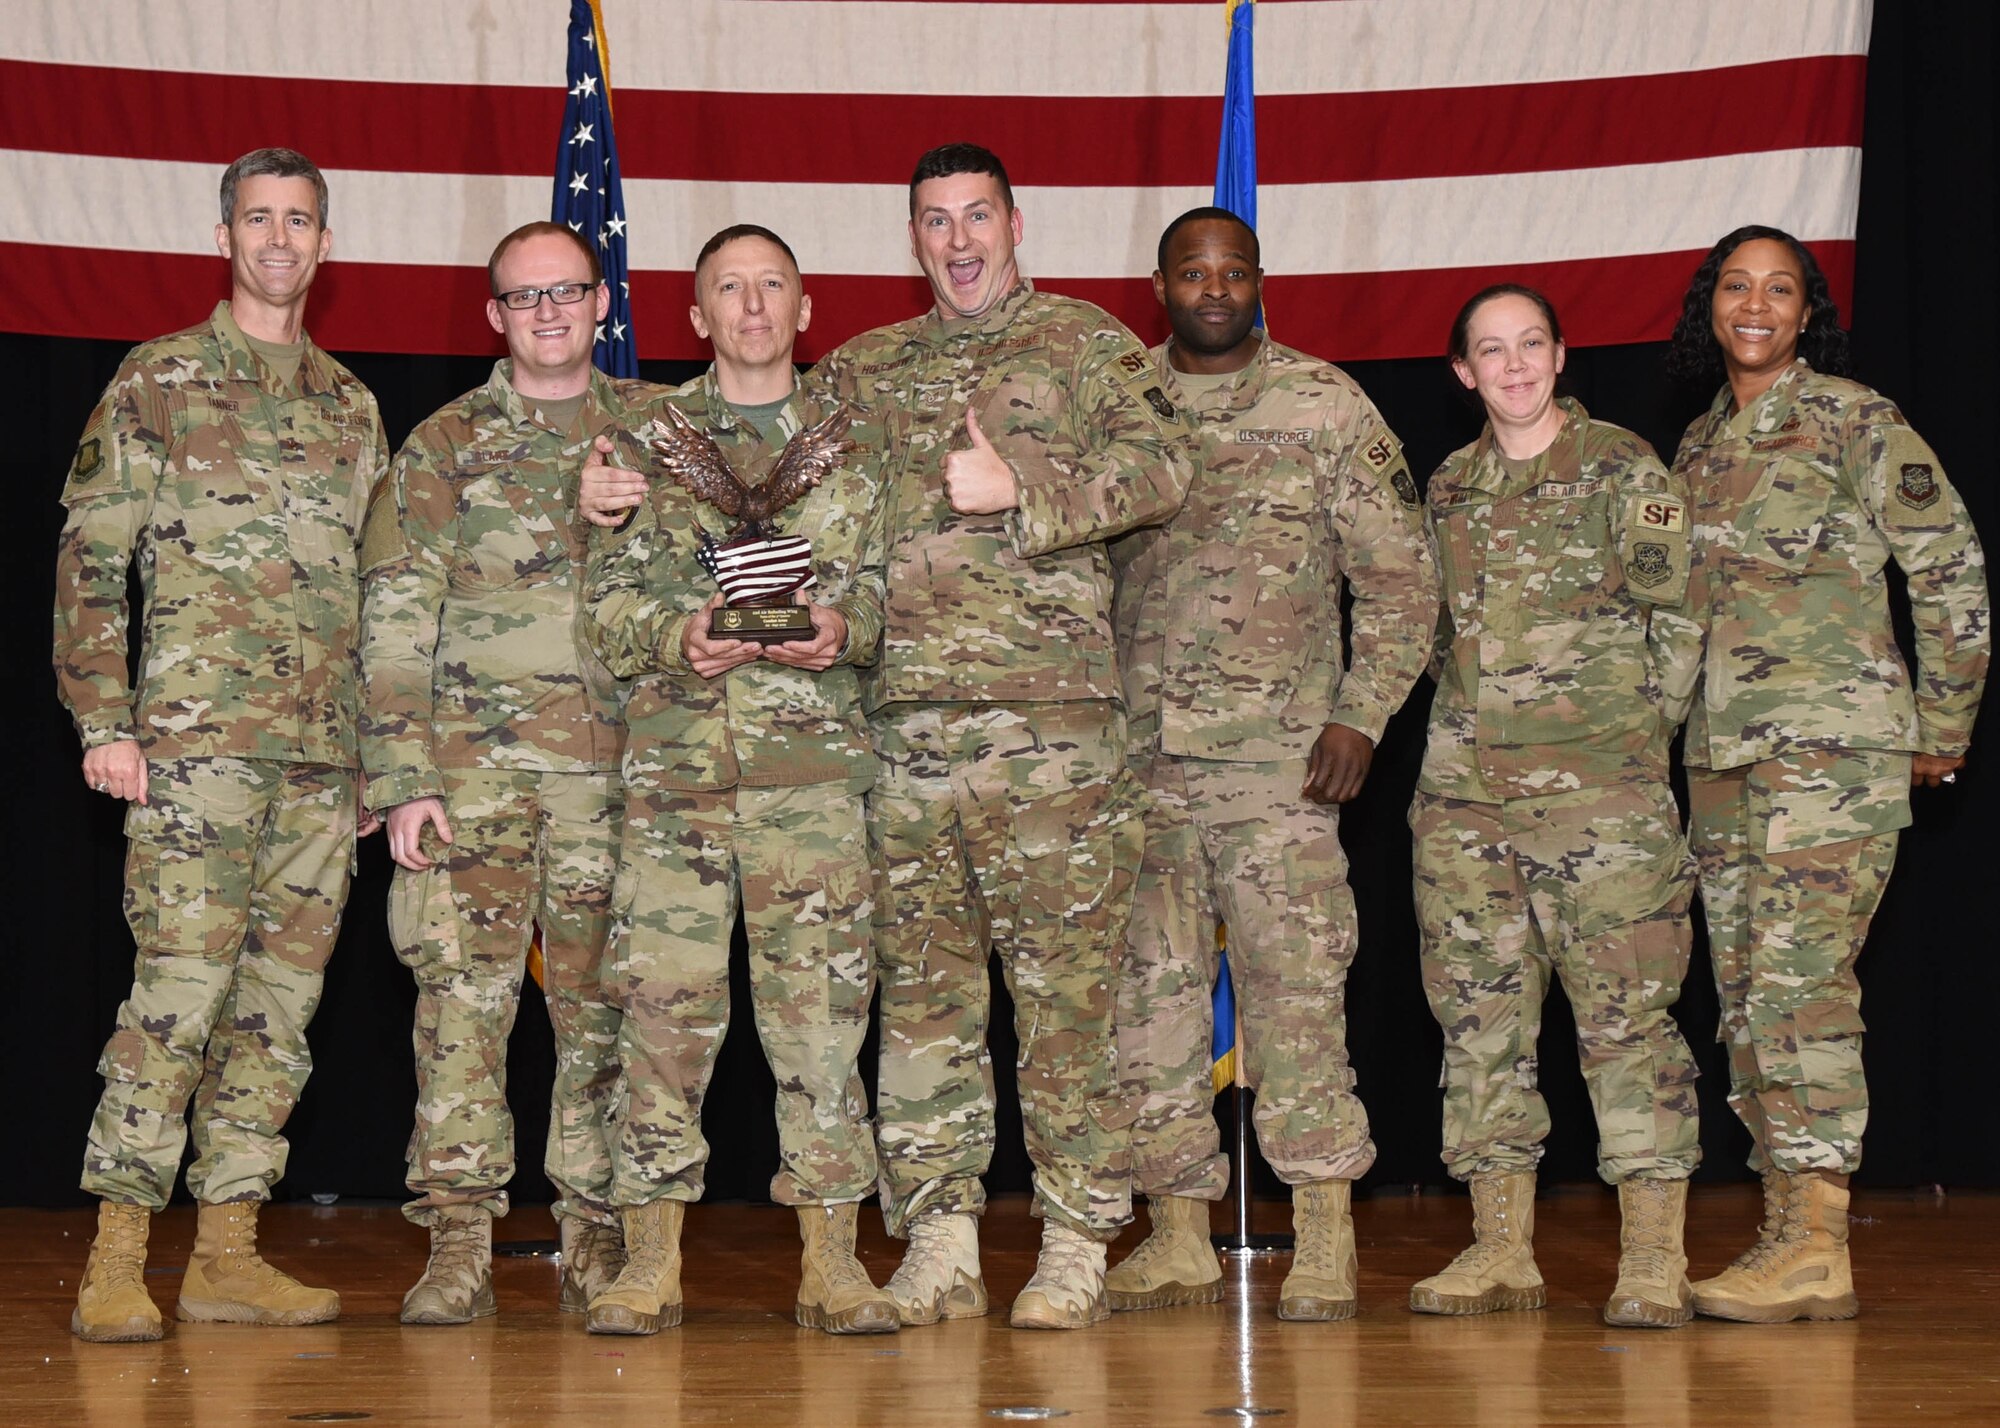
[4,1186,1996,1426]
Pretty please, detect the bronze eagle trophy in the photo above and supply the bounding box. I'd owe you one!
[647,403,856,643]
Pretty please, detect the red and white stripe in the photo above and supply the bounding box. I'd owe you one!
[712,535,817,603]
[0,0,1869,362]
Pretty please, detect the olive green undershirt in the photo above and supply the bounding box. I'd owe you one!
[532,393,588,434]
[243,331,305,393]
[1172,367,1238,400]
[728,395,791,443]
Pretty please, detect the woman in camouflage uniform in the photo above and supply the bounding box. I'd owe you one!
[1411,285,1705,1329]
[1666,227,1987,1323]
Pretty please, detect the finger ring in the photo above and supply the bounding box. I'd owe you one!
[1943,772,1958,784]
[94,780,109,792]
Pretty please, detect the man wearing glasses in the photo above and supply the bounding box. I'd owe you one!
[360,221,662,1324]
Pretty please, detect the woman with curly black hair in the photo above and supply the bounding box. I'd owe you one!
[1666,226,1990,1323]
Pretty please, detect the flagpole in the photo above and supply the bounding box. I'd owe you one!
[1209,0,1288,1256]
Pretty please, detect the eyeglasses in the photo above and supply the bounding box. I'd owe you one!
[495,282,596,310]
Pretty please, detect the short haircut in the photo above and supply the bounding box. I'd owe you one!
[486,221,603,297]
[696,224,800,277]
[1448,283,1565,363]
[909,143,1013,217]
[1156,206,1260,274]
[219,148,328,228]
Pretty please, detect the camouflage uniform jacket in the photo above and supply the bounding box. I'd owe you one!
[1423,400,1704,802]
[54,300,383,767]
[359,362,632,810]
[813,280,1191,712]
[1674,360,1989,770]
[584,368,886,792]
[1110,335,1438,761]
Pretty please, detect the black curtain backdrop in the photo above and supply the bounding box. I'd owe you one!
[6,5,1995,1208]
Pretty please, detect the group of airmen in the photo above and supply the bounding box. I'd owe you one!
[56,142,1988,1348]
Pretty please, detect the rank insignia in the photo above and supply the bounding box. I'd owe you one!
[1897,462,1940,509]
[1629,541,1672,587]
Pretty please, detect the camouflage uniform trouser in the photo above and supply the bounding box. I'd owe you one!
[1117,753,1376,1198]
[389,766,622,1228]
[1410,780,1700,1183]
[869,700,1143,1243]
[1686,749,1910,1175]
[602,778,877,1208]
[83,756,356,1209]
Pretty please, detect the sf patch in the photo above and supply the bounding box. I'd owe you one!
[1360,434,1396,472]
[1637,496,1686,534]
[1628,541,1672,588]
[1897,462,1940,510]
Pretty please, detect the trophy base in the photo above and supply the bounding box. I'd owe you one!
[710,603,816,644]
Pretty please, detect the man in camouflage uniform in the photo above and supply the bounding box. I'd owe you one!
[579,226,896,1337]
[360,222,637,1325]
[819,144,1190,1329]
[55,148,382,1342]
[1105,209,1438,1322]
[1411,286,1707,1327]
[1673,332,1988,1320]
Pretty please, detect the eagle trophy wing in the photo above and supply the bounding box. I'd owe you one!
[743,407,856,524]
[648,403,748,520]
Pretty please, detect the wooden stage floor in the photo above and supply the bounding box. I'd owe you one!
[3,1186,1995,1426]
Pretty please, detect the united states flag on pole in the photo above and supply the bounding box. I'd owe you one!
[0,1,1869,364]
[552,0,637,377]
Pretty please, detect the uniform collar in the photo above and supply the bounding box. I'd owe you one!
[1157,331,1270,415]
[683,365,806,447]
[482,360,617,436]
[210,300,345,402]
[1465,396,1590,499]
[915,278,1037,348]
[1723,358,1813,440]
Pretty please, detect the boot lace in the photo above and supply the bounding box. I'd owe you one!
[813,1211,874,1294]
[1023,1226,1100,1304]
[1292,1190,1344,1277]
[1619,1182,1672,1282]
[887,1216,963,1294]
[220,1209,298,1289]
[424,1216,487,1283]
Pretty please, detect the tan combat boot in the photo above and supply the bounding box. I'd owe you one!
[1010,1222,1110,1330]
[1603,1178,1692,1328]
[884,1212,987,1326]
[401,1206,496,1325]
[1279,1180,1358,1321]
[72,1200,164,1343]
[178,1202,340,1325]
[1409,1171,1545,1315]
[1693,1172,1858,1322]
[1106,1195,1222,1312]
[558,1215,627,1314]
[586,1200,685,1334]
[795,1203,899,1334]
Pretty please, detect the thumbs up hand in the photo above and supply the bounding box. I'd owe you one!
[942,407,1019,515]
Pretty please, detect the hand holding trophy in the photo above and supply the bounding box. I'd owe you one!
[648,403,855,643]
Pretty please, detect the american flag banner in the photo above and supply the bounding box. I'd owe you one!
[552,0,638,377]
[0,1,1869,364]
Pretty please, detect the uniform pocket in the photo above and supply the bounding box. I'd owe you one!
[122,786,221,955]
[1559,836,1693,941]
[1753,754,1912,854]
[388,862,464,971]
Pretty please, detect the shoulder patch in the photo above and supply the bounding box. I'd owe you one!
[1895,462,1940,511]
[1360,434,1396,472]
[73,435,104,483]
[1636,496,1686,533]
[1390,467,1420,509]
[1627,541,1673,587]
[358,467,409,574]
